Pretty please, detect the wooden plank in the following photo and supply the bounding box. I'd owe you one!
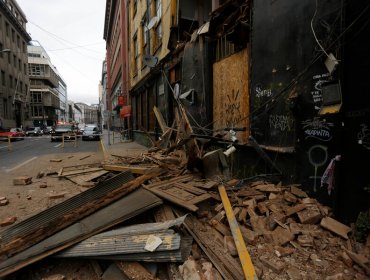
[177,212,245,280]
[59,167,103,177]
[66,170,109,187]
[219,185,258,280]
[103,164,158,175]
[173,182,207,195]
[144,186,199,212]
[213,48,249,144]
[153,106,167,133]
[116,262,160,280]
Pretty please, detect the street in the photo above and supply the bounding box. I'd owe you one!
[0,135,101,173]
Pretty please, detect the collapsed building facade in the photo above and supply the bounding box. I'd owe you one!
[104,0,370,222]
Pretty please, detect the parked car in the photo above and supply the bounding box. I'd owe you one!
[43,126,53,134]
[51,124,76,142]
[82,125,101,141]
[0,128,25,141]
[25,127,42,137]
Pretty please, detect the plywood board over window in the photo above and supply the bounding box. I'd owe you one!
[213,48,250,144]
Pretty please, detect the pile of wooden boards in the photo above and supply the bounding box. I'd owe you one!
[1,121,369,279]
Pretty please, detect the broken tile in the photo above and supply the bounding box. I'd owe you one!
[13,176,32,185]
[270,227,295,245]
[320,217,351,239]
[0,216,17,227]
[297,206,321,224]
[259,255,285,273]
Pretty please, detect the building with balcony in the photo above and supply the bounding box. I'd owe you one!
[0,0,31,128]
[27,41,61,127]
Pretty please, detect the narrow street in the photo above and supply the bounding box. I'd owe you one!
[0,136,101,173]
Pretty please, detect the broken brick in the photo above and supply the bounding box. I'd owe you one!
[285,204,306,216]
[297,206,321,224]
[13,176,32,185]
[320,217,351,239]
[259,255,285,273]
[297,234,314,247]
[284,191,297,204]
[274,245,295,257]
[0,216,17,227]
[270,227,295,245]
[290,185,308,198]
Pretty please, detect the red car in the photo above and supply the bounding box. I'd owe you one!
[0,128,25,141]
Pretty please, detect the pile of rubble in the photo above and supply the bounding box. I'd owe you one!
[0,107,369,280]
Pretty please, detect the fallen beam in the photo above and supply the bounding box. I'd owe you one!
[0,189,162,277]
[0,169,163,259]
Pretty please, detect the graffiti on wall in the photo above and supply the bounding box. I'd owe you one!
[269,114,294,131]
[311,73,330,111]
[302,117,333,141]
[225,89,242,128]
[255,84,273,99]
[308,144,328,192]
[357,124,370,149]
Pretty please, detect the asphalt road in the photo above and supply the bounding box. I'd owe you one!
[0,135,102,173]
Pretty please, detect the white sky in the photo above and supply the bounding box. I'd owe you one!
[16,0,106,105]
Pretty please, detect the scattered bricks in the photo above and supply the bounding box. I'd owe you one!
[247,207,258,218]
[50,159,63,162]
[48,192,68,199]
[297,205,321,224]
[301,198,318,205]
[270,227,295,246]
[214,203,223,212]
[41,274,65,280]
[13,176,32,185]
[290,185,308,198]
[340,251,353,267]
[240,225,258,245]
[36,171,45,179]
[250,215,268,235]
[233,207,241,217]
[269,193,278,200]
[191,244,202,260]
[267,202,284,213]
[286,266,302,280]
[212,210,225,223]
[0,199,9,206]
[297,234,314,247]
[267,212,287,230]
[274,245,295,257]
[320,217,352,239]
[226,178,239,187]
[289,223,322,236]
[259,255,285,273]
[209,219,231,236]
[0,216,17,227]
[284,191,298,204]
[254,184,281,193]
[238,207,248,223]
[224,236,238,256]
[257,202,269,215]
[285,204,306,216]
[242,198,257,208]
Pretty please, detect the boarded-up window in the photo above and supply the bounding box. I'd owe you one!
[213,48,249,144]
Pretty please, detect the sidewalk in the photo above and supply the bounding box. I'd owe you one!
[100,130,148,159]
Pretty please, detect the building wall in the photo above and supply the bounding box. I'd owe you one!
[0,0,31,128]
[28,43,60,127]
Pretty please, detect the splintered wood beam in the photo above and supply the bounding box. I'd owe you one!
[218,185,258,280]
[153,106,167,133]
[103,164,160,175]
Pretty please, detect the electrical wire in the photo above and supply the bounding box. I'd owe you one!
[311,0,331,59]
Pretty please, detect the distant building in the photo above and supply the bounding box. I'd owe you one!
[27,41,64,127]
[0,0,31,128]
[55,70,68,123]
[74,102,99,126]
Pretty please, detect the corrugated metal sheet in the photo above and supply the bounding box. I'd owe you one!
[56,231,181,257]
[0,172,135,248]
[80,236,193,263]
[0,189,162,277]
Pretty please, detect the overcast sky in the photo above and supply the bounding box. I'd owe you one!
[17,0,106,105]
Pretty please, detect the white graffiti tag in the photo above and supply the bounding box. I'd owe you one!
[269,114,293,131]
